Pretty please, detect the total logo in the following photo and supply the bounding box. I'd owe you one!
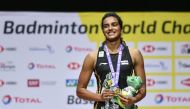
[155,94,164,104]
[1,95,42,105]
[65,45,93,53]
[28,62,35,69]
[155,94,190,104]
[2,95,12,105]
[67,62,80,70]
[65,45,73,52]
[28,62,56,70]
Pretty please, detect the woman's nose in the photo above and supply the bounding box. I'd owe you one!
[108,25,112,30]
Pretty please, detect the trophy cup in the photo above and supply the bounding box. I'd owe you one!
[103,73,120,109]
[103,73,112,109]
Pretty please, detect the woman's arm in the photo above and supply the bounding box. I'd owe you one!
[119,48,146,106]
[132,49,146,103]
[76,51,103,101]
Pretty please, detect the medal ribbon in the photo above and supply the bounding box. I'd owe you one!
[104,44,123,87]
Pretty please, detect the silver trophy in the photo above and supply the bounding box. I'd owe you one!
[103,73,119,109]
[103,73,112,109]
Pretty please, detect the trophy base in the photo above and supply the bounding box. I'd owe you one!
[101,104,119,109]
[125,104,138,109]
[101,104,138,109]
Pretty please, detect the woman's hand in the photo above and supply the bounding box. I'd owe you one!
[101,89,115,101]
[119,94,136,106]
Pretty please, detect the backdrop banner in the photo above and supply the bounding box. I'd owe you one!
[0,12,190,109]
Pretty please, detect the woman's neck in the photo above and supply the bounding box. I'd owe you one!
[106,39,121,54]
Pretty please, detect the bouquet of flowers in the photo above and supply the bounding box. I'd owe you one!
[114,76,143,109]
[103,73,142,109]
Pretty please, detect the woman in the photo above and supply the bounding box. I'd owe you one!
[76,12,146,109]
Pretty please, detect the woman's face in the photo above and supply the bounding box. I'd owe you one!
[102,16,121,42]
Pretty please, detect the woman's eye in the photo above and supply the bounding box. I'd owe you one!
[103,24,109,28]
[112,22,118,26]
[103,22,118,29]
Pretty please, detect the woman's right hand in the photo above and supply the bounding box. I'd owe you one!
[101,89,115,101]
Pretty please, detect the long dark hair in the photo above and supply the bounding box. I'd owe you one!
[101,12,125,45]
[101,12,123,30]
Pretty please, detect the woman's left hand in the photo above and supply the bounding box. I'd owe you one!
[118,94,136,106]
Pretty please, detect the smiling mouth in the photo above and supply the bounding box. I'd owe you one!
[107,32,115,36]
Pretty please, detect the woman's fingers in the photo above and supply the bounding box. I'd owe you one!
[119,95,134,106]
[102,89,114,100]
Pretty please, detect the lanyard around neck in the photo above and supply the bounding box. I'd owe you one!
[104,44,123,87]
